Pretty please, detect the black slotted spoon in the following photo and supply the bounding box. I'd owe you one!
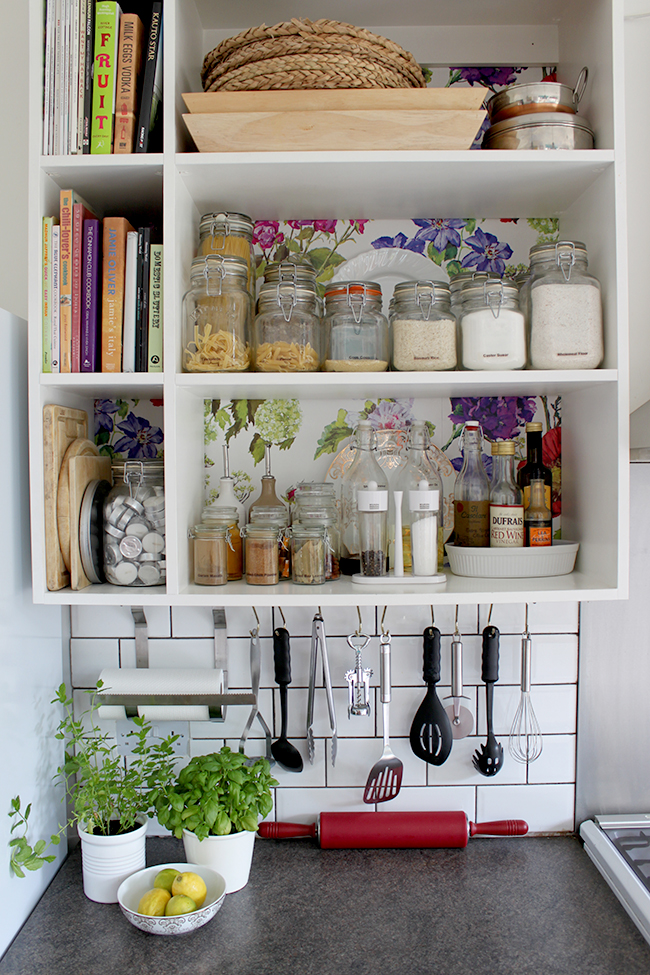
[472,624,504,777]
[409,626,453,766]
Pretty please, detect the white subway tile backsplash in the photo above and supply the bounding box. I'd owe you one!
[476,783,575,833]
[70,638,119,686]
[66,600,581,837]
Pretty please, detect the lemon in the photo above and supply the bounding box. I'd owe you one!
[138,887,171,916]
[153,868,181,893]
[165,893,197,916]
[171,871,207,908]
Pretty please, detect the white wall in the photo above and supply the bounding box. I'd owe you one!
[0,309,66,958]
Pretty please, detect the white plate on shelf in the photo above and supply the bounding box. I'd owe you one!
[445,541,579,578]
[331,248,446,312]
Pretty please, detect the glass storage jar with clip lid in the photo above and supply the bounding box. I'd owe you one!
[323,281,389,372]
[449,270,501,318]
[254,278,321,372]
[182,254,253,373]
[458,278,526,370]
[390,280,456,371]
[295,504,340,580]
[242,523,281,586]
[528,240,603,369]
[248,504,291,579]
[289,524,327,586]
[201,504,242,580]
[103,460,165,587]
[188,523,230,586]
[197,211,255,293]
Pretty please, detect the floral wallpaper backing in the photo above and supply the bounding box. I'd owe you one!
[95,66,563,544]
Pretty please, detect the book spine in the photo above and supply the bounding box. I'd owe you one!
[51,225,61,373]
[81,219,100,372]
[71,201,96,371]
[114,13,144,154]
[82,0,94,152]
[122,230,138,372]
[101,216,134,371]
[135,2,162,153]
[147,243,163,372]
[76,0,87,153]
[90,1,122,153]
[42,217,54,372]
[135,226,150,371]
[53,0,62,154]
[59,189,74,371]
[69,0,80,153]
[43,0,56,154]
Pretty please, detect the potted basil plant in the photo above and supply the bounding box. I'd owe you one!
[154,747,278,893]
[9,682,179,903]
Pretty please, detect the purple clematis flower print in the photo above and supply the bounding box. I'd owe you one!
[451,453,493,479]
[371,232,426,254]
[95,398,120,433]
[449,397,537,441]
[450,66,524,92]
[412,218,467,251]
[113,414,164,459]
[461,227,513,275]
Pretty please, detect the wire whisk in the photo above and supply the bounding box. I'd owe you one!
[508,607,543,765]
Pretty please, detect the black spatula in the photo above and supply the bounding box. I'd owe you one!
[409,626,453,766]
[271,626,303,772]
[472,625,504,777]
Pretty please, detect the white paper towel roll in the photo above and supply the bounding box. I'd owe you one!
[97,668,225,721]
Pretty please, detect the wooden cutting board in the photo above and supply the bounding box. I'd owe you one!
[69,454,112,591]
[43,405,88,591]
[57,438,99,573]
[182,87,487,152]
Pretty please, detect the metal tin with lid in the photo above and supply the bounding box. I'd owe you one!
[482,112,594,150]
[485,68,588,123]
[390,280,456,371]
[254,279,321,372]
[182,254,253,373]
[323,281,389,372]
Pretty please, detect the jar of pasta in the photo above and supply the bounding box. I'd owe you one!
[182,255,253,373]
[254,280,321,372]
[390,281,456,371]
[198,211,255,293]
[323,281,389,372]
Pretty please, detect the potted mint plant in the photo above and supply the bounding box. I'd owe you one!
[9,682,178,903]
[154,747,277,893]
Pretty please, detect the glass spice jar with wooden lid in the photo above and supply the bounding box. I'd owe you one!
[182,255,253,373]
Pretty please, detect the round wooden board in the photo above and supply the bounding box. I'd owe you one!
[57,438,99,571]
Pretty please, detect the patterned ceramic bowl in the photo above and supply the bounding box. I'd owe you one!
[117,862,227,936]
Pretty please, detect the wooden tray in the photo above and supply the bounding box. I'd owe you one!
[69,454,112,590]
[182,88,487,152]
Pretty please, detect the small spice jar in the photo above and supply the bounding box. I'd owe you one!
[290,524,327,585]
[197,211,255,293]
[296,505,340,580]
[189,524,229,586]
[390,280,456,371]
[528,240,603,369]
[323,281,389,372]
[254,280,321,372]
[201,504,242,580]
[103,460,165,587]
[248,505,291,579]
[182,255,253,373]
[243,524,280,586]
[458,279,527,370]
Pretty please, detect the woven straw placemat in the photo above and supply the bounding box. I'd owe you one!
[202,18,427,92]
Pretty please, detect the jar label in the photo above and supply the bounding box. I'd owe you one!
[489,504,524,547]
[528,525,552,547]
[454,500,490,547]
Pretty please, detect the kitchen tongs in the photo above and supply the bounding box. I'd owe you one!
[307,610,337,766]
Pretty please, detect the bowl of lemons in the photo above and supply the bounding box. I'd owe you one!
[117,862,227,935]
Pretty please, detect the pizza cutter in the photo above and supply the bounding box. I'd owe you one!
[443,608,474,739]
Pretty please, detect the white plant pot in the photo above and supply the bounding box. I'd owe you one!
[78,818,147,903]
[182,828,256,894]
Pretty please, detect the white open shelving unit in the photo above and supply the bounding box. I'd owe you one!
[27,0,629,607]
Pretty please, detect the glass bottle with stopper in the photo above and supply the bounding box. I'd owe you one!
[452,420,490,547]
[248,444,286,518]
[339,420,387,575]
[394,420,444,571]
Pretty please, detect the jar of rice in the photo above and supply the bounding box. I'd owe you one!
[390,280,456,371]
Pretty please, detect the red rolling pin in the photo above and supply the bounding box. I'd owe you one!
[258,811,528,849]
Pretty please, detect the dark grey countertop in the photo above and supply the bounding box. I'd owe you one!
[2,834,650,975]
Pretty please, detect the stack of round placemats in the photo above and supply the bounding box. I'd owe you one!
[201,18,427,92]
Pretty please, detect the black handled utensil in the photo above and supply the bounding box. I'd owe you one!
[472,624,504,777]
[409,626,453,765]
[271,626,303,772]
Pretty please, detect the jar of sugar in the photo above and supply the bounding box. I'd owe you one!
[103,461,165,587]
[458,279,526,370]
[390,280,457,371]
[528,240,603,369]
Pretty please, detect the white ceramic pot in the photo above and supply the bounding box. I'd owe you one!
[78,818,147,903]
[182,828,256,893]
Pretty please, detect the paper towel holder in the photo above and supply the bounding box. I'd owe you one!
[98,607,255,720]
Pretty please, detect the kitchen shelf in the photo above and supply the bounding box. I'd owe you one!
[27,0,629,608]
